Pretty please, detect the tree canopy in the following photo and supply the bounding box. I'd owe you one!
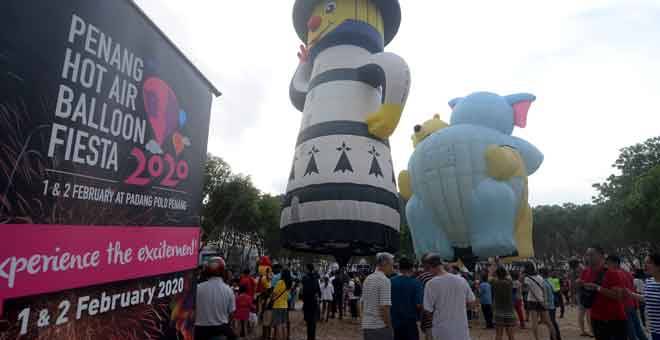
[533,136,660,260]
[201,154,281,256]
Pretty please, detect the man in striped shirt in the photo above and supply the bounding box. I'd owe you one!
[416,253,438,340]
[361,252,395,340]
[629,252,660,340]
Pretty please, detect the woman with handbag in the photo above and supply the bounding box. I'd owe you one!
[272,269,292,340]
[523,263,557,340]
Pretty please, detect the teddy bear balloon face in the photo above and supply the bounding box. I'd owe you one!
[406,92,543,261]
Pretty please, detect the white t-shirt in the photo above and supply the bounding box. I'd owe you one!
[320,283,334,301]
[423,273,475,340]
[524,275,546,303]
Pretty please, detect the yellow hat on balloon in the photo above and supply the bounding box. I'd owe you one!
[293,0,401,47]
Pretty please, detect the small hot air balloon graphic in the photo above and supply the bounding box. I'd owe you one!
[143,77,180,153]
[172,132,184,155]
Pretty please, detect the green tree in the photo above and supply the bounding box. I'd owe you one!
[625,165,660,241]
[525,137,660,259]
[592,136,660,242]
[201,155,261,241]
[533,203,605,259]
[257,194,283,257]
[200,154,287,257]
[593,136,660,205]
[202,154,232,199]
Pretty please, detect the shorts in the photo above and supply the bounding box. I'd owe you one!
[272,309,288,326]
[363,327,393,340]
[576,294,586,310]
[525,301,546,311]
[260,310,272,326]
[494,310,518,327]
[393,321,419,340]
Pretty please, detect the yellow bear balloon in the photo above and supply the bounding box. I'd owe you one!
[398,114,448,200]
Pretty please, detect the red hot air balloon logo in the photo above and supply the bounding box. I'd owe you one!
[124,77,190,187]
[143,77,190,156]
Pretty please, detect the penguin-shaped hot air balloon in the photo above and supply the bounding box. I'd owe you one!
[281,0,410,263]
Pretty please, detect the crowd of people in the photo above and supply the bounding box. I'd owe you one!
[191,248,660,340]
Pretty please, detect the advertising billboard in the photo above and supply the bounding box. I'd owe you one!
[0,1,218,338]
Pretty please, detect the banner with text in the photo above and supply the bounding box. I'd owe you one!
[0,225,199,301]
[2,271,197,339]
[1,0,216,338]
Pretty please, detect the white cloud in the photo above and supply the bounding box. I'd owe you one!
[136,0,660,206]
[145,140,163,155]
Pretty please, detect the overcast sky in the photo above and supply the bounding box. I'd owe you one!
[136,0,660,206]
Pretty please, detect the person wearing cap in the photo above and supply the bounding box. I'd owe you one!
[423,254,476,340]
[195,257,237,340]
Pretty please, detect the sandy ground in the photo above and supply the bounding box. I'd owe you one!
[246,304,603,340]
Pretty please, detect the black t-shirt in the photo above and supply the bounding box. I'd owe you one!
[332,275,344,298]
[353,280,362,297]
[301,272,321,303]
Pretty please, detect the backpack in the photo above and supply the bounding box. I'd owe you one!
[527,276,551,309]
[542,279,555,309]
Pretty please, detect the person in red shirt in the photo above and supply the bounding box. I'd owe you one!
[577,246,627,340]
[235,284,256,337]
[606,255,649,340]
[239,268,256,299]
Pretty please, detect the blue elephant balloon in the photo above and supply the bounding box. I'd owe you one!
[406,91,543,260]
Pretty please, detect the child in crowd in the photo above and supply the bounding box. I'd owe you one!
[235,285,255,337]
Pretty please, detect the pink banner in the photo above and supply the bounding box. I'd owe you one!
[0,224,199,303]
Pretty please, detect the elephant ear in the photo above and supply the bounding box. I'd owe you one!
[448,97,463,109]
[505,93,536,128]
